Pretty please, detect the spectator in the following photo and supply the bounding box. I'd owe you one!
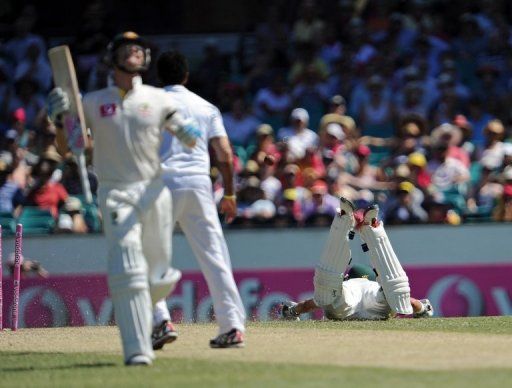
[407,152,431,191]
[24,150,68,219]
[384,181,427,225]
[275,187,302,227]
[493,166,512,222]
[0,59,14,132]
[60,155,98,197]
[302,179,338,225]
[249,124,281,168]
[8,78,45,130]
[277,108,319,160]
[359,75,395,138]
[338,144,392,192]
[253,73,292,130]
[467,97,494,151]
[291,0,325,46]
[0,162,24,215]
[222,98,261,147]
[14,42,52,93]
[430,123,470,168]
[428,142,470,213]
[4,11,46,65]
[327,95,347,115]
[291,64,330,130]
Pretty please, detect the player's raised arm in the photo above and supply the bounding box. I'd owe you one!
[162,108,200,148]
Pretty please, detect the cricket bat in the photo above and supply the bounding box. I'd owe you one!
[48,45,93,204]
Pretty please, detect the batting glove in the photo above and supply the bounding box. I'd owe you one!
[47,87,70,124]
[165,111,201,148]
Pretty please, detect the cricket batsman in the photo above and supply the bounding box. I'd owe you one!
[47,32,199,365]
[281,198,433,321]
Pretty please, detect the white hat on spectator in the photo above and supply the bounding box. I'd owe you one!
[503,165,512,181]
[64,196,83,213]
[325,123,345,141]
[504,143,512,156]
[290,108,309,124]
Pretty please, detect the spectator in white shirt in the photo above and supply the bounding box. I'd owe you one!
[277,108,319,161]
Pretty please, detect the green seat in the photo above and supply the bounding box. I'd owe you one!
[233,145,249,166]
[83,203,102,233]
[17,207,56,235]
[0,211,16,235]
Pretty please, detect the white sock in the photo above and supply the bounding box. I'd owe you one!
[153,299,171,327]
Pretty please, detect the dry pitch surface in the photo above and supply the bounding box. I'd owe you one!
[2,319,512,370]
[1,318,512,387]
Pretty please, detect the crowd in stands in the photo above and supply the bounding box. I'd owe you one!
[1,0,512,233]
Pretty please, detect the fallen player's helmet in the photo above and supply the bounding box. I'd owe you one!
[345,264,376,281]
[105,31,151,73]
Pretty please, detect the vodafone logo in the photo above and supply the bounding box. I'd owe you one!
[18,286,68,327]
[427,275,484,317]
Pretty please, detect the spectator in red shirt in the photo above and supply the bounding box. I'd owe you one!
[24,150,68,218]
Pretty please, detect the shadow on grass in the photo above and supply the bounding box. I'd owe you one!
[1,362,117,372]
[0,352,117,372]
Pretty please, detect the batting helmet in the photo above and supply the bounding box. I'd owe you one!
[105,31,151,73]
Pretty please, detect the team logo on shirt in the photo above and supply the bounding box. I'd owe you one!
[138,103,152,117]
[100,103,117,117]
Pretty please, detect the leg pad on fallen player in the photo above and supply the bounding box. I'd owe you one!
[359,223,413,315]
[149,268,182,305]
[313,265,344,307]
[317,211,354,273]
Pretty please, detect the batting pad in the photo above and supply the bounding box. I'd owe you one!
[313,265,344,307]
[109,270,154,362]
[359,223,413,315]
[317,212,353,273]
[107,242,154,362]
[149,267,182,305]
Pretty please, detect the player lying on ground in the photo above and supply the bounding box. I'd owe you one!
[281,198,433,321]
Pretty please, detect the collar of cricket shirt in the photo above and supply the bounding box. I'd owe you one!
[109,75,143,99]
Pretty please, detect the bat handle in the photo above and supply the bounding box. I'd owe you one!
[75,150,93,204]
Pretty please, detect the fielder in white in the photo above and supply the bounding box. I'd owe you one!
[152,51,246,349]
[281,198,433,321]
[47,32,199,366]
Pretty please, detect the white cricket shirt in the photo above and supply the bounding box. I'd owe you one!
[83,76,176,184]
[160,85,226,176]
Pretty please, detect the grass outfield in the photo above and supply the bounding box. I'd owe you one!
[1,317,511,387]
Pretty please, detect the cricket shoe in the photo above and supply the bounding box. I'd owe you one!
[413,299,434,318]
[152,320,178,350]
[209,328,245,348]
[125,354,152,366]
[281,301,300,321]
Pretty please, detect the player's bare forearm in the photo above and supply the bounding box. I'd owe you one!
[55,122,71,156]
[211,136,235,195]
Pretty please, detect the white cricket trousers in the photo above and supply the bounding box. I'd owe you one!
[99,178,176,362]
[157,174,246,334]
